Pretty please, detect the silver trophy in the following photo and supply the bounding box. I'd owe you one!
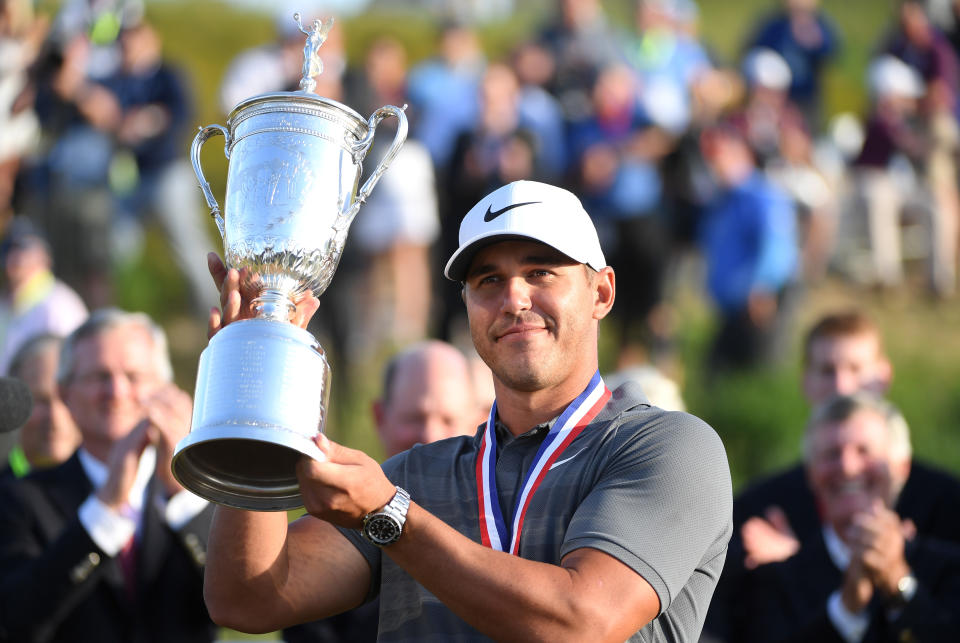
[172,14,407,510]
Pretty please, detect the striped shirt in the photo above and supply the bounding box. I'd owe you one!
[340,381,732,642]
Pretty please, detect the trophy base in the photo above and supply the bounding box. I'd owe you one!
[172,319,332,511]
[173,426,324,511]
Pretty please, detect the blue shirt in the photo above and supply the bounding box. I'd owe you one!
[407,59,481,167]
[700,172,798,312]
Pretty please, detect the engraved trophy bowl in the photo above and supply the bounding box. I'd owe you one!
[172,15,407,511]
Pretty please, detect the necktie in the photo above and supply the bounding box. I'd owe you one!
[118,536,137,600]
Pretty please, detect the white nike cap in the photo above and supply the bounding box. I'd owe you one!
[444,181,607,281]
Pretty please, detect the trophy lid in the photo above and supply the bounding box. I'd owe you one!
[227,91,365,126]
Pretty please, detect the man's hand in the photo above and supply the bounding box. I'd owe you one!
[144,384,194,498]
[840,553,874,613]
[206,253,319,339]
[95,384,195,507]
[295,434,397,529]
[742,506,800,568]
[848,502,912,598]
[96,420,154,510]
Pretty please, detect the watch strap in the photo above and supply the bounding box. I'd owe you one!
[361,486,410,547]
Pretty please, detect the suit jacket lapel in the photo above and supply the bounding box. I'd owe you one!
[45,454,93,518]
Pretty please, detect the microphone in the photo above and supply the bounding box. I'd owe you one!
[0,377,33,433]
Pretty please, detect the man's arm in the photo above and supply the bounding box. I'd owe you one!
[201,255,658,639]
[205,436,659,641]
[203,507,372,634]
[296,435,660,642]
[393,503,660,642]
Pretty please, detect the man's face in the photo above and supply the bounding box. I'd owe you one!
[375,350,480,458]
[18,345,81,467]
[60,325,163,455]
[462,240,610,394]
[803,334,891,405]
[806,409,907,536]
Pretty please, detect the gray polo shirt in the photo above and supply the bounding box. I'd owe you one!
[340,381,732,642]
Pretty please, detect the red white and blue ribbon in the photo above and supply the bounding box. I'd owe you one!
[476,370,611,554]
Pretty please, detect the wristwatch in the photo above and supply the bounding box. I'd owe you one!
[887,571,918,609]
[894,572,918,605]
[361,487,411,547]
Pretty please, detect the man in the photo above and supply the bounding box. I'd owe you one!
[731,393,960,642]
[372,340,486,458]
[745,0,839,127]
[284,339,485,642]
[0,218,88,374]
[0,309,216,643]
[703,311,960,642]
[203,180,732,641]
[97,18,215,315]
[3,334,81,477]
[735,311,960,568]
[698,122,798,372]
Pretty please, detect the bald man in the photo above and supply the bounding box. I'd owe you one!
[374,340,485,458]
[284,340,484,643]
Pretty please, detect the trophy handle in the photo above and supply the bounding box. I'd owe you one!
[191,124,231,239]
[335,104,408,231]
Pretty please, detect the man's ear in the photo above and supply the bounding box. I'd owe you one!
[592,266,615,320]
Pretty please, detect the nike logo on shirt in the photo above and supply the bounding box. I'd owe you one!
[483,201,541,222]
[550,447,587,470]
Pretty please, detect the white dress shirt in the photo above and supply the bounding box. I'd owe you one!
[77,447,208,556]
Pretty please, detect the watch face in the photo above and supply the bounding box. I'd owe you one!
[365,515,401,545]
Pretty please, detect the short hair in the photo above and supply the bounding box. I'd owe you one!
[803,310,883,365]
[8,333,62,379]
[57,308,173,385]
[803,391,912,465]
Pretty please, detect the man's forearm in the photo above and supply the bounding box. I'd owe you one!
[204,506,371,634]
[203,506,292,632]
[385,503,657,642]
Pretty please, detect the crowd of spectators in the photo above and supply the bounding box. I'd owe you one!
[1,1,960,641]
[2,0,960,376]
[211,0,960,379]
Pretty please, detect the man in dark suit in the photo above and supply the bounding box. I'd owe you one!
[733,311,960,565]
[0,309,216,643]
[731,393,960,642]
[703,310,960,641]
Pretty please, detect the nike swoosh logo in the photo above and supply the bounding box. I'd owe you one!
[484,200,542,222]
[550,447,587,470]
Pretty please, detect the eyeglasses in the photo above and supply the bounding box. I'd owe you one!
[70,370,158,390]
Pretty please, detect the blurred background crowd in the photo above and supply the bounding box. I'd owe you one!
[1,0,959,484]
[3,0,960,641]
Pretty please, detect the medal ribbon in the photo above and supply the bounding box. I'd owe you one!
[476,370,611,554]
